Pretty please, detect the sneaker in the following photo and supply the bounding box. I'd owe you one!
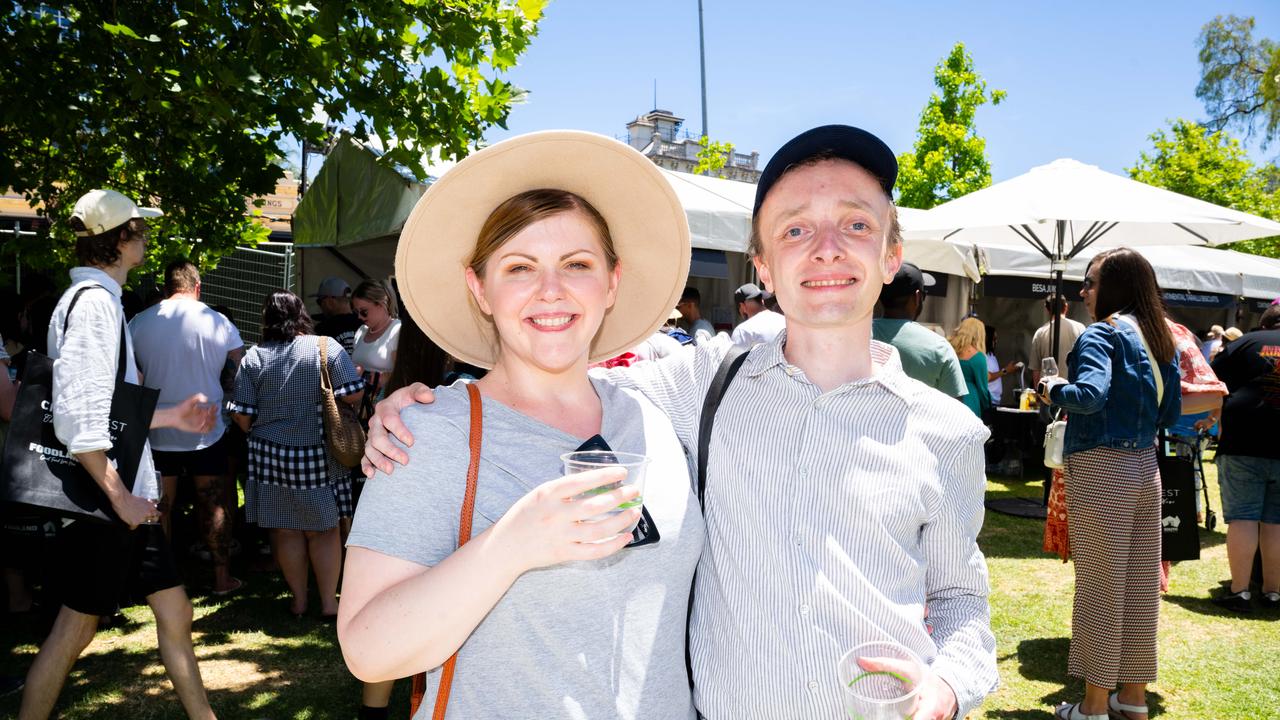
[1261,592,1280,611]
[1211,590,1252,613]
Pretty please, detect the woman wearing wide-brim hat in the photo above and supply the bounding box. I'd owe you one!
[337,131,702,719]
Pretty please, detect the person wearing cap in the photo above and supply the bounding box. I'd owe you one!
[20,189,219,720]
[313,276,362,357]
[872,262,967,398]
[676,286,716,343]
[730,282,784,348]
[1031,296,1087,385]
[1199,324,1225,363]
[337,132,703,718]
[129,259,245,595]
[362,126,997,719]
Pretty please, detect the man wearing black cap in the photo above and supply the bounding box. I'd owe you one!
[873,262,967,398]
[362,126,997,719]
[313,276,362,356]
[730,282,784,348]
[676,286,716,344]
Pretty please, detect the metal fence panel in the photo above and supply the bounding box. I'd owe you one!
[200,243,294,344]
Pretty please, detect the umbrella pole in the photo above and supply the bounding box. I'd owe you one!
[1044,220,1067,507]
[1051,220,1065,373]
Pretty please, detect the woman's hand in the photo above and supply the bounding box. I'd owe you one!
[491,467,641,573]
[1037,376,1066,406]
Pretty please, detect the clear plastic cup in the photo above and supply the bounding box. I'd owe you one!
[560,451,648,535]
[837,641,925,720]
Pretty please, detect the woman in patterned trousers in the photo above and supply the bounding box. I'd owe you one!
[1039,248,1181,720]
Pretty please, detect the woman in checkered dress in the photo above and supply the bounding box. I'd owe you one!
[229,290,364,618]
[1039,248,1181,720]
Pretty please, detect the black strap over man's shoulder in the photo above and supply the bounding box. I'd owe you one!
[695,344,750,506]
[62,284,128,384]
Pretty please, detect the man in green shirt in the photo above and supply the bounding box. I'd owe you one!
[872,263,967,398]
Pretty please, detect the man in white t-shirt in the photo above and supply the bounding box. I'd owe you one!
[730,283,785,348]
[1030,296,1087,384]
[130,260,245,595]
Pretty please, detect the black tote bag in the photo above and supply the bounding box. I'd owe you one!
[1158,453,1200,562]
[0,286,159,524]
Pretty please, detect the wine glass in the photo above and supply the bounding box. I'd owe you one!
[1041,357,1058,379]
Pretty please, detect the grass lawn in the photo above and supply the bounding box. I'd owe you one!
[1,456,1276,719]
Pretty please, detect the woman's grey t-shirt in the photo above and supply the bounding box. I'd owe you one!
[347,377,703,720]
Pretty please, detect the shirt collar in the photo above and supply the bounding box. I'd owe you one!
[741,330,915,403]
[69,266,123,298]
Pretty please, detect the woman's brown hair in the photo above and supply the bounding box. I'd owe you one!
[469,189,617,275]
[1089,247,1174,364]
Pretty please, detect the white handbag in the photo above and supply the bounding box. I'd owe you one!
[1043,409,1066,469]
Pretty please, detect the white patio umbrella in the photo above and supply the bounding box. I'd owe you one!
[905,158,1280,354]
[899,207,981,282]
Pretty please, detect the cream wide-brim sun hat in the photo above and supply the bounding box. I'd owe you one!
[395,130,691,368]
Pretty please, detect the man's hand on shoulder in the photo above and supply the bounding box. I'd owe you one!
[362,382,437,477]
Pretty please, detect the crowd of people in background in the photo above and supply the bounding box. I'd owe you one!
[0,128,1278,720]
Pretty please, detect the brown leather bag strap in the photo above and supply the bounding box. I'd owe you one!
[410,382,483,719]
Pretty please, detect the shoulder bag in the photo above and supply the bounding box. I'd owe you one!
[1043,409,1067,469]
[1115,317,1200,561]
[409,382,483,719]
[0,285,159,523]
[318,338,366,468]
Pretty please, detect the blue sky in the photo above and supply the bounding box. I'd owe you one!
[479,0,1278,181]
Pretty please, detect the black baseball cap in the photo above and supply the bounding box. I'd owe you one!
[752,125,897,218]
[734,283,764,304]
[879,262,935,301]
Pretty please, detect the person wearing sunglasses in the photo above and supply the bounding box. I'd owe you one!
[350,280,401,402]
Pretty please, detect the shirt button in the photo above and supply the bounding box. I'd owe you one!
[799,468,808,476]
[799,604,810,615]
[792,534,802,546]
[807,680,819,692]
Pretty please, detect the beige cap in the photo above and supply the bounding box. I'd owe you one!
[70,189,162,237]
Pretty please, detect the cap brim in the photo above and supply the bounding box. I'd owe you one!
[396,131,692,368]
[133,207,163,218]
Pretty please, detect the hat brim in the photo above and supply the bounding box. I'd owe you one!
[396,131,691,368]
[133,207,164,218]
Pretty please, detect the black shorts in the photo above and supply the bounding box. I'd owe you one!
[153,434,229,478]
[53,520,181,617]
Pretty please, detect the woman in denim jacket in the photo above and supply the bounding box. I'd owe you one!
[1040,247,1180,720]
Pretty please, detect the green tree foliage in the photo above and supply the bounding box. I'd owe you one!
[1196,15,1280,149]
[0,0,545,279]
[896,42,1006,210]
[1128,119,1280,258]
[694,135,736,178]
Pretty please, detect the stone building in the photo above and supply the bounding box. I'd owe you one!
[622,109,760,183]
